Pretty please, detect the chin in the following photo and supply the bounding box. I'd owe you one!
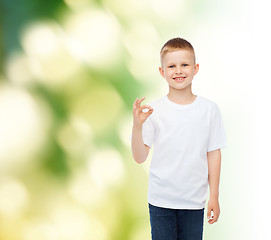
[170,82,191,90]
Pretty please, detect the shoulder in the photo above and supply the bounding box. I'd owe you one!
[198,96,220,111]
[197,96,224,119]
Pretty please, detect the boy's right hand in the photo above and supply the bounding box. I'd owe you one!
[133,97,153,127]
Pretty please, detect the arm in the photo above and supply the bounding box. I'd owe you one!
[131,97,153,164]
[131,124,150,164]
[207,149,221,224]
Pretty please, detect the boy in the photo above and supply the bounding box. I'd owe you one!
[130,37,227,240]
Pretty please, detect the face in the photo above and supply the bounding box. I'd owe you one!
[159,50,199,91]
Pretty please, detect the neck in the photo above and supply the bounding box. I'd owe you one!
[167,87,196,105]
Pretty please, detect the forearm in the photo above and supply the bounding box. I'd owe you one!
[131,124,148,164]
[207,149,221,199]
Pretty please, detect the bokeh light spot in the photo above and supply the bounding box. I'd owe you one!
[21,21,81,85]
[57,115,93,157]
[0,178,29,216]
[70,85,123,132]
[88,148,125,190]
[64,8,121,69]
[0,85,51,171]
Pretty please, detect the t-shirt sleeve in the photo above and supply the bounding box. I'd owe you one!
[207,104,227,152]
[130,116,156,149]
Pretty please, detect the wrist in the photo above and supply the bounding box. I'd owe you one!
[209,194,219,200]
[133,122,143,129]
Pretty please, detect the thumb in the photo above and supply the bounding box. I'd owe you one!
[141,105,153,114]
[147,108,154,116]
[207,207,212,219]
[148,107,153,113]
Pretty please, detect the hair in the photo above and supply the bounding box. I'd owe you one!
[160,37,196,67]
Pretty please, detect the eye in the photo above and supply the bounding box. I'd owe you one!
[168,65,174,68]
[182,64,189,67]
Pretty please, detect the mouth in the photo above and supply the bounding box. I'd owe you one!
[173,77,186,82]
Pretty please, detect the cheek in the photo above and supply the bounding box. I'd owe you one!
[188,69,195,75]
[164,70,171,77]
[166,69,174,75]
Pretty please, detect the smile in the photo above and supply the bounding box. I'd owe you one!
[173,77,186,82]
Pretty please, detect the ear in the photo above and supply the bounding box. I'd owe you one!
[194,64,199,75]
[159,66,165,78]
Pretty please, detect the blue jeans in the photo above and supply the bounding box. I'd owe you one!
[148,203,204,240]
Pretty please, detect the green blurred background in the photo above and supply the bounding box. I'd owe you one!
[0,0,263,239]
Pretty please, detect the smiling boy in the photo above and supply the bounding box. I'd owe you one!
[131,37,227,240]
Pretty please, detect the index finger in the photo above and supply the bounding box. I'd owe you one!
[137,97,146,107]
[140,104,153,111]
[208,212,218,224]
[133,98,139,108]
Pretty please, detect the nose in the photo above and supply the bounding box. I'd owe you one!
[175,66,182,74]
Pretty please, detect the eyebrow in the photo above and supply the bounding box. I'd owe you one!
[167,62,190,65]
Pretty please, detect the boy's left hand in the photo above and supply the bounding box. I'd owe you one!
[207,197,220,224]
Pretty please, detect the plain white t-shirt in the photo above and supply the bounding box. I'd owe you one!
[131,95,227,209]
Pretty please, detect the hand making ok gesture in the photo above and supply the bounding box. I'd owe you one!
[132,97,153,127]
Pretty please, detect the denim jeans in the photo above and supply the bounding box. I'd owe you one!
[148,203,204,240]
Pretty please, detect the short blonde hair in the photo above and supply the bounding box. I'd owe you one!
[160,37,196,67]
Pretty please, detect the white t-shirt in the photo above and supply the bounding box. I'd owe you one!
[131,95,227,209]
